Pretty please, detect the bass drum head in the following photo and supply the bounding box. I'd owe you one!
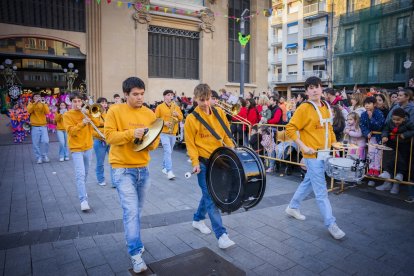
[207,146,266,213]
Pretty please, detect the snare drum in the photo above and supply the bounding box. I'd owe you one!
[325,157,365,182]
[207,146,266,213]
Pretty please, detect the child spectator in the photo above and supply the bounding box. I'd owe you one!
[259,102,272,124]
[260,126,276,173]
[344,112,366,160]
[248,125,263,155]
[376,108,414,194]
[360,97,385,184]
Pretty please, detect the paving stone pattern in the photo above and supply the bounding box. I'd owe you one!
[0,139,413,275]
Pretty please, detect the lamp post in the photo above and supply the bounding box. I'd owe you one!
[63,62,78,92]
[403,58,412,87]
[240,8,249,98]
[0,59,18,87]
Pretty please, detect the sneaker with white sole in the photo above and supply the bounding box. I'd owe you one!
[36,158,43,164]
[378,171,391,179]
[80,200,90,211]
[59,157,64,162]
[162,168,167,174]
[394,173,403,182]
[405,196,414,203]
[328,223,345,239]
[64,157,70,161]
[390,183,399,194]
[131,250,147,273]
[98,181,106,186]
[367,180,375,187]
[376,182,392,191]
[167,171,175,180]
[192,220,211,234]
[218,233,235,249]
[285,206,306,220]
[43,156,50,163]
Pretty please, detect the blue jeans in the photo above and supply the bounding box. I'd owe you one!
[93,139,114,184]
[113,167,150,256]
[289,158,336,228]
[160,133,176,172]
[193,163,227,239]
[56,130,69,159]
[31,126,49,159]
[72,150,92,203]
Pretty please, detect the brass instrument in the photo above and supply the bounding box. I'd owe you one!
[89,103,104,118]
[80,103,106,140]
[167,102,179,134]
[215,100,251,125]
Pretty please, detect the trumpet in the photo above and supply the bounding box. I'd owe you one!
[215,100,250,125]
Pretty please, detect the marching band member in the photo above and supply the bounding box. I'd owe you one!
[55,101,70,162]
[285,76,346,240]
[155,90,183,180]
[63,91,98,211]
[184,83,236,249]
[27,91,50,164]
[104,77,160,274]
[92,97,113,187]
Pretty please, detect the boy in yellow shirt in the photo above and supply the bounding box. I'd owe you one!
[104,77,160,274]
[63,91,96,212]
[184,84,235,249]
[27,92,50,164]
[155,90,183,180]
[285,76,345,240]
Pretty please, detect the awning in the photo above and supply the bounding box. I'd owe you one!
[285,43,298,49]
[287,21,298,27]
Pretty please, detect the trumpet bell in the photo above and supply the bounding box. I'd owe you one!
[90,104,103,118]
[133,118,164,152]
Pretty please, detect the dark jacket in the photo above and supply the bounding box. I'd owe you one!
[382,117,414,144]
[360,108,385,143]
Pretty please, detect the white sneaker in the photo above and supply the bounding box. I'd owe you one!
[394,173,403,182]
[285,206,306,220]
[390,184,400,195]
[328,223,346,240]
[378,171,391,179]
[64,157,70,161]
[167,171,175,180]
[218,233,235,249]
[376,182,392,191]
[36,158,43,164]
[187,158,192,163]
[192,220,211,234]
[162,168,167,174]
[43,156,50,163]
[98,181,106,186]
[59,157,64,162]
[367,180,376,187]
[80,200,90,211]
[131,251,147,273]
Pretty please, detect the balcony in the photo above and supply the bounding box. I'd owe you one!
[286,74,298,83]
[271,75,282,83]
[303,1,327,18]
[271,36,283,46]
[303,70,328,80]
[302,47,327,61]
[303,26,328,39]
[271,15,283,26]
[270,56,283,65]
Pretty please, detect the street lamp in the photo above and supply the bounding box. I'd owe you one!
[0,59,18,87]
[240,8,249,98]
[403,58,412,87]
[63,62,78,92]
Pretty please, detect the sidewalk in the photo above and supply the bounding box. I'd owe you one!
[0,140,413,276]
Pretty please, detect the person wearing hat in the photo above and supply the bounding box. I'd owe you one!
[155,90,183,180]
[27,91,50,164]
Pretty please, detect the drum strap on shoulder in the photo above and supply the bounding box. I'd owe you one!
[192,111,223,142]
[210,107,233,140]
[304,100,333,150]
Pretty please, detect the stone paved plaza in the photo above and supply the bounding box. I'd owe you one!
[0,130,413,275]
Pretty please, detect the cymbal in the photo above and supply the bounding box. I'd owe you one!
[332,142,358,149]
[133,118,164,152]
[368,143,392,151]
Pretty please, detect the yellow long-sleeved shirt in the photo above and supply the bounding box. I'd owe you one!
[104,103,160,168]
[184,106,234,167]
[285,101,336,159]
[92,112,106,141]
[155,102,183,135]
[55,112,65,131]
[63,110,94,152]
[27,102,49,126]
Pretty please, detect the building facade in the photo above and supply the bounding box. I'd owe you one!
[0,0,269,103]
[333,0,413,88]
[268,0,332,98]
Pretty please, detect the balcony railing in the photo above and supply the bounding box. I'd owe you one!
[271,36,283,45]
[303,26,328,38]
[303,70,328,80]
[271,15,283,26]
[286,74,298,82]
[270,56,283,65]
[271,75,282,82]
[303,1,327,17]
[303,47,327,60]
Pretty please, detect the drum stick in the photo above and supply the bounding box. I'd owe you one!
[185,172,196,179]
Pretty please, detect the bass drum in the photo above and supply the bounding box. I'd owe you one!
[207,146,266,213]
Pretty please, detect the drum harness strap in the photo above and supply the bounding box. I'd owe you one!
[304,100,333,151]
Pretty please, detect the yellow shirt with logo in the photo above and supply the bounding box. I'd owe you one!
[184,106,234,167]
[104,103,160,168]
[55,112,65,131]
[155,102,183,135]
[286,101,336,159]
[63,110,94,152]
[27,102,49,126]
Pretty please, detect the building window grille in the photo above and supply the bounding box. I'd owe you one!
[148,26,199,79]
